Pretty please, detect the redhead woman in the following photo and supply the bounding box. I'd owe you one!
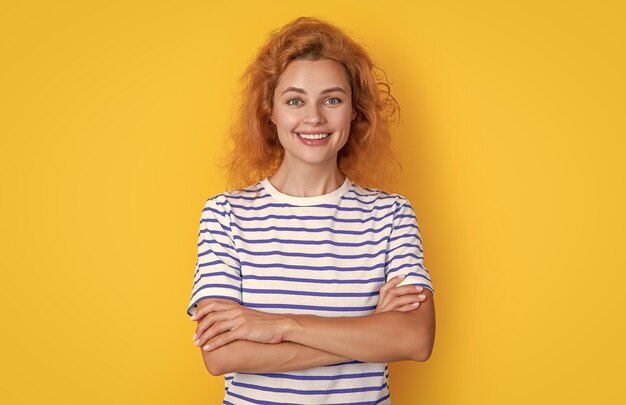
[187,16,435,405]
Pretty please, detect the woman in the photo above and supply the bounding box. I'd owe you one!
[187,16,435,404]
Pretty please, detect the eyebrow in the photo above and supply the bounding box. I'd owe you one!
[280,86,347,96]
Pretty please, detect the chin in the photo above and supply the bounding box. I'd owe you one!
[293,153,338,166]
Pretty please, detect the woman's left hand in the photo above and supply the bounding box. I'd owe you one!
[191,299,288,351]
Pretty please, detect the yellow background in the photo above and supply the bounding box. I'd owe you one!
[1,1,624,403]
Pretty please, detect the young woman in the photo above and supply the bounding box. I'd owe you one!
[187,16,435,404]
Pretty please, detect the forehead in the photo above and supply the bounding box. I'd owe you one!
[275,59,351,94]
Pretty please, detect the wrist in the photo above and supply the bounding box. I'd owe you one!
[279,314,302,342]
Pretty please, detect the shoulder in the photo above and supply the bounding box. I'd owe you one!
[202,180,269,213]
[348,182,411,210]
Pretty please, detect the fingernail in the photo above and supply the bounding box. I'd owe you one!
[412,302,420,306]
[190,315,196,321]
[415,286,424,292]
[418,294,426,299]
[398,274,406,279]
[192,333,197,341]
[194,339,200,346]
[202,345,210,351]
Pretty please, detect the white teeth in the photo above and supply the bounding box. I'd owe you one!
[297,133,330,140]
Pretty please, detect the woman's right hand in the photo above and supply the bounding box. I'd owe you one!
[375,274,427,313]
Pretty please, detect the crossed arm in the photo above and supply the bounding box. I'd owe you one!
[193,328,350,376]
[191,277,435,376]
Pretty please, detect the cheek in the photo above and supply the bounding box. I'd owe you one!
[331,109,354,128]
[272,108,300,129]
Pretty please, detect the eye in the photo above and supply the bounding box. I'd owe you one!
[325,97,342,105]
[287,98,303,106]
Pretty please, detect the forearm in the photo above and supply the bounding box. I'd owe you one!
[282,310,434,363]
[194,291,435,367]
[201,339,351,376]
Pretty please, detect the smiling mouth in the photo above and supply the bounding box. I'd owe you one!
[296,132,332,140]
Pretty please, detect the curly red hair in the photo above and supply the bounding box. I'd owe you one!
[218,16,402,190]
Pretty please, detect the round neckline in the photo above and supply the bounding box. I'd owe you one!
[260,177,352,206]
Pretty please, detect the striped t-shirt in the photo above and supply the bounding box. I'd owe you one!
[187,177,434,405]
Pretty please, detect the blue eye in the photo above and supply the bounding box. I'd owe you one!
[325,97,341,105]
[287,99,303,106]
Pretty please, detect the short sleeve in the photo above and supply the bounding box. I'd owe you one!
[186,196,242,318]
[385,196,435,295]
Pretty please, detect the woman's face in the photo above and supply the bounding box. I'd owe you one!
[271,58,355,169]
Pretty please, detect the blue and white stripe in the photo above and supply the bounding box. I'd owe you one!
[187,177,434,404]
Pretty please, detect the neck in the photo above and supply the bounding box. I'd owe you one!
[269,157,345,197]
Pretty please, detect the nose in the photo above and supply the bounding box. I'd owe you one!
[303,104,326,125]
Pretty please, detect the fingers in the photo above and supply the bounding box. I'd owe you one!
[395,302,423,312]
[190,298,238,321]
[379,274,406,294]
[376,294,425,313]
[203,328,243,352]
[377,274,407,310]
[376,283,427,313]
[389,284,425,296]
[194,307,241,343]
[386,293,426,310]
[377,274,426,311]
[196,318,240,348]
